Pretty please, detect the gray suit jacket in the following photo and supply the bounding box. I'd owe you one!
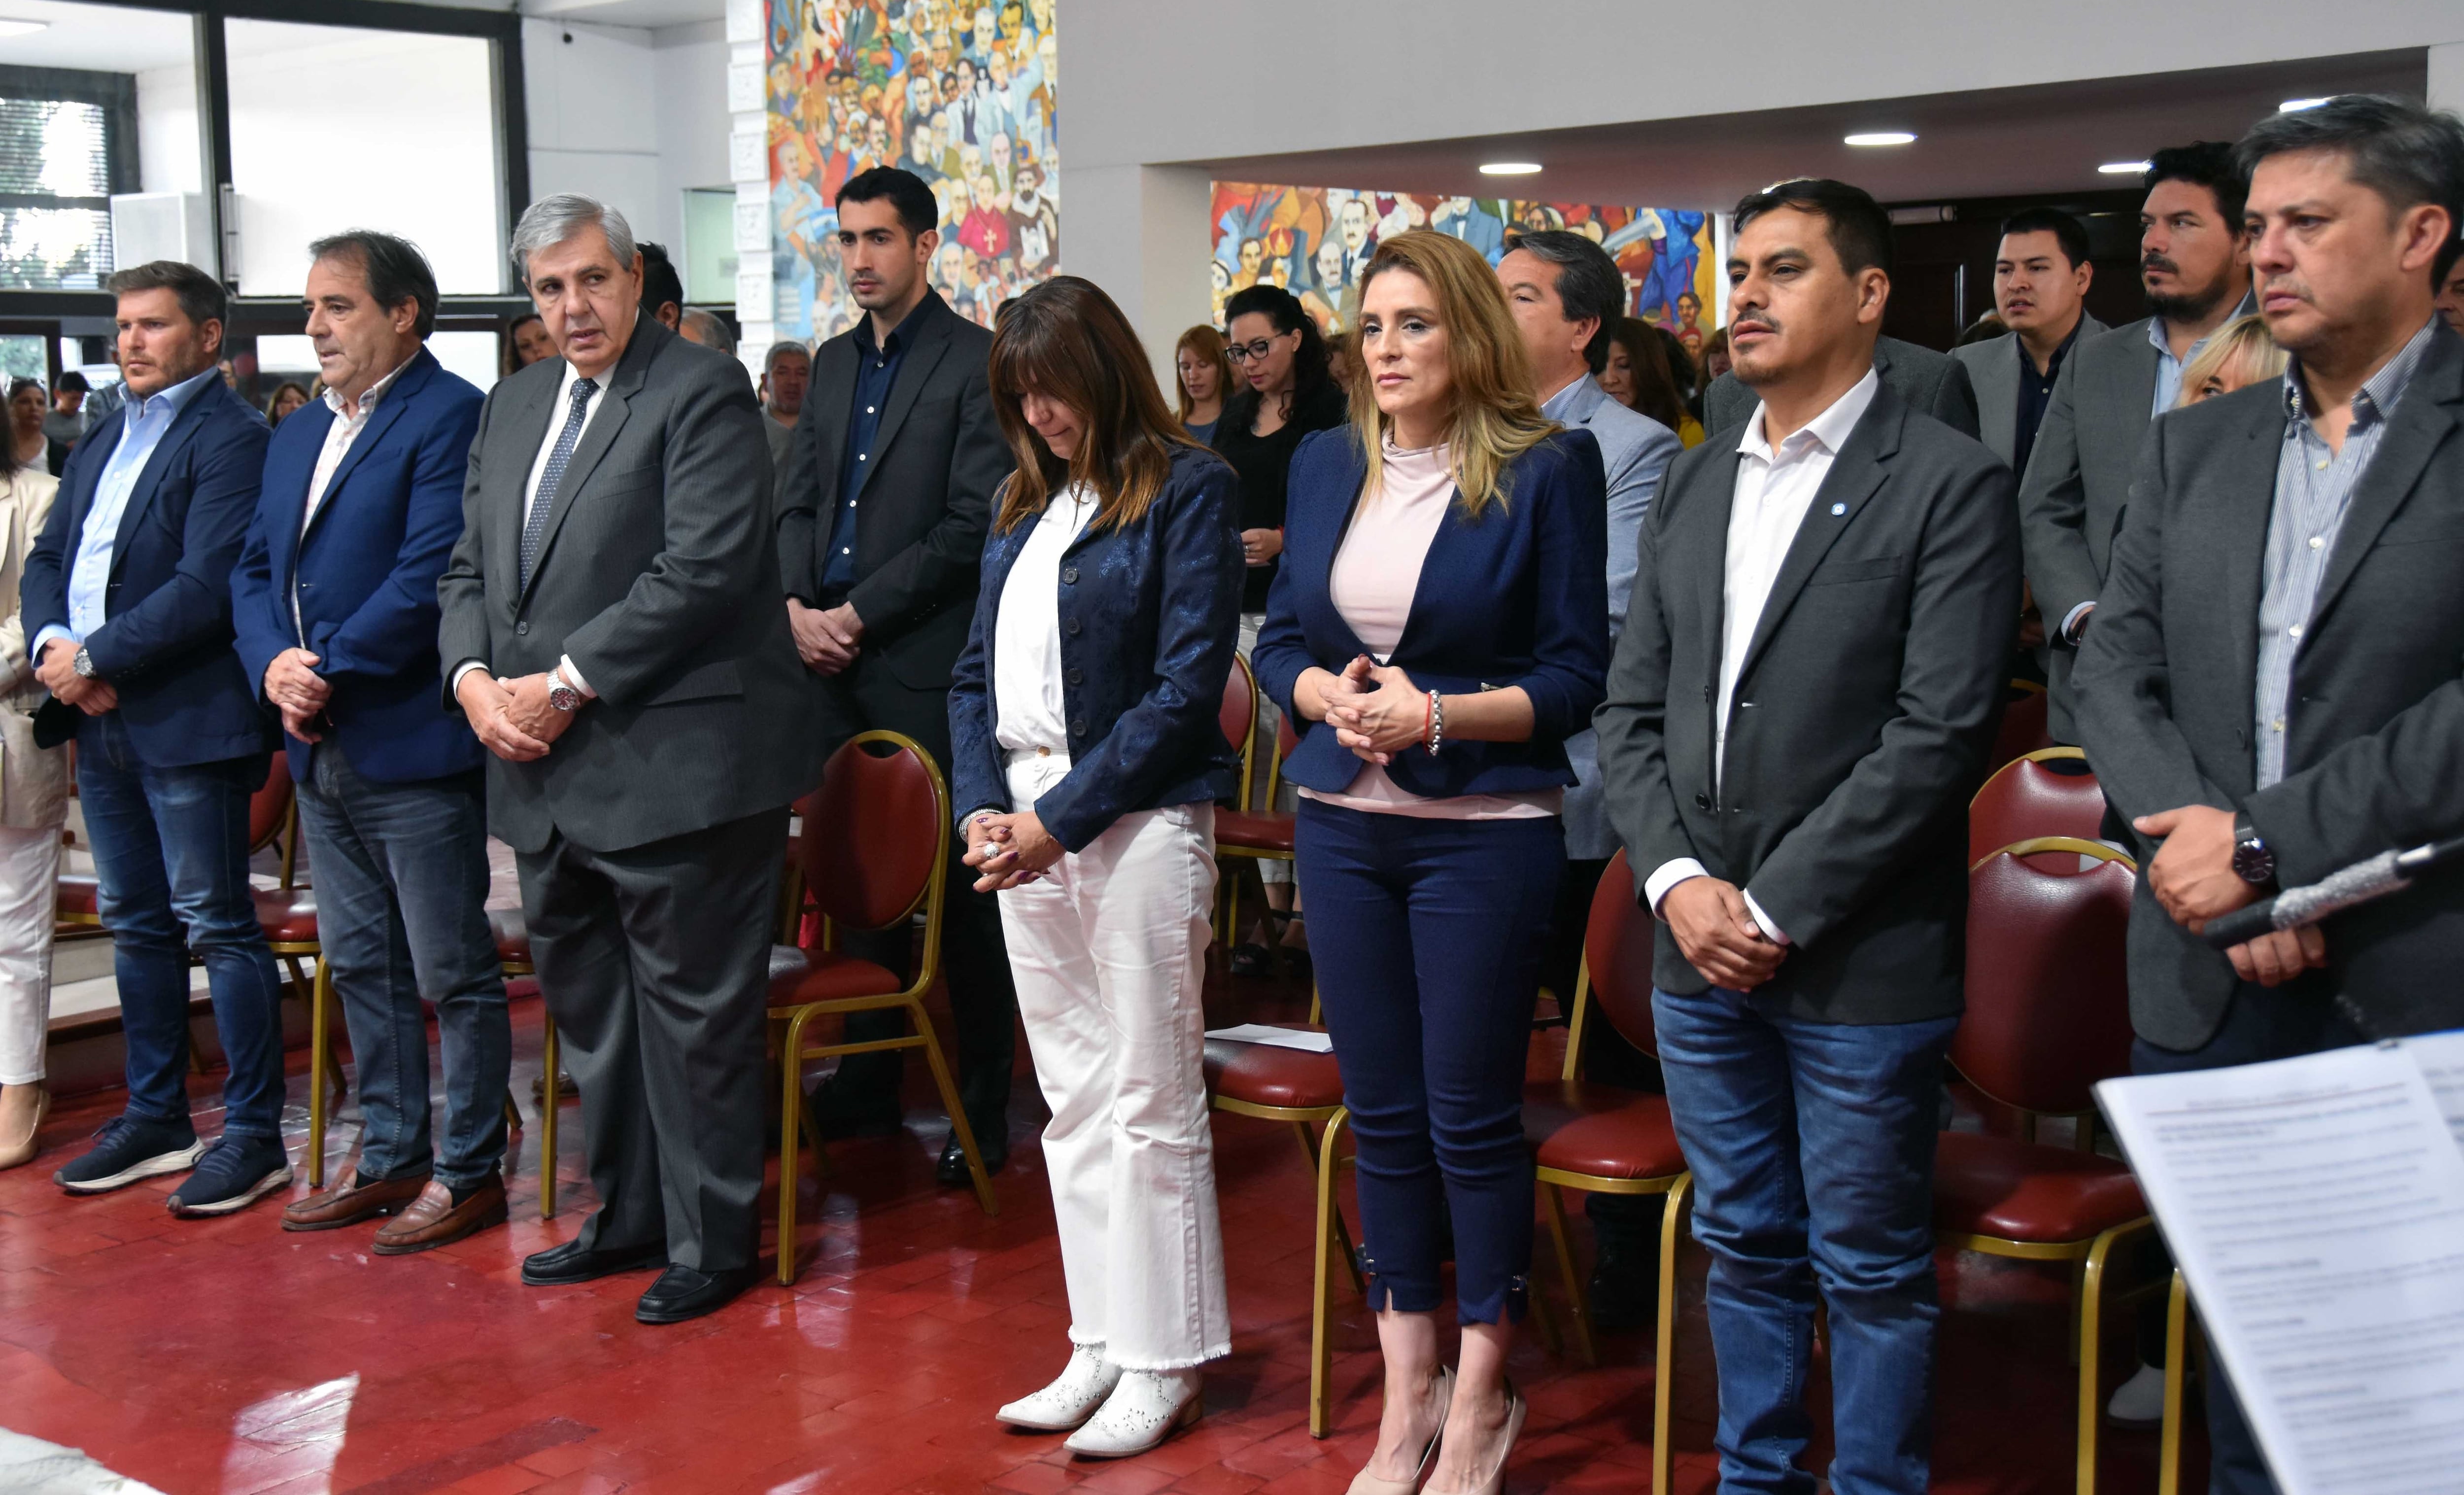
[1548,374,1682,861]
[438,317,812,855]
[1597,381,2020,1023]
[1704,335,1981,443]
[1950,313,2110,469]
[2015,315,2160,741]
[2072,324,2464,1049]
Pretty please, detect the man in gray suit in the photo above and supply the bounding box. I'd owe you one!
[2019,142,2254,741]
[1703,332,1979,440]
[440,194,811,1325]
[1600,179,2019,1495]
[2074,96,2464,1495]
[1950,208,2105,474]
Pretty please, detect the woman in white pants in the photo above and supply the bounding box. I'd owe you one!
[0,433,67,1170]
[947,275,1246,1457]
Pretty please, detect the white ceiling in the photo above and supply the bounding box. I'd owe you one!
[516,0,726,30]
[0,0,196,73]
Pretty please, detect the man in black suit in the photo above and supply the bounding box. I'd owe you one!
[2074,96,2464,1495]
[1702,332,1980,441]
[440,194,811,1324]
[1599,179,2019,1495]
[776,166,1017,1183]
[2020,142,2255,742]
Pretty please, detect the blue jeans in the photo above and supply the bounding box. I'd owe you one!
[1652,984,1960,1495]
[294,749,510,1187]
[76,716,285,1140]
[1296,800,1562,1324]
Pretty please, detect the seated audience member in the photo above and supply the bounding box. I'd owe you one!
[7,382,66,477]
[2073,95,2464,1495]
[0,401,66,1172]
[680,307,736,355]
[264,381,311,427]
[42,373,87,450]
[1172,325,1234,445]
[1602,317,1705,447]
[506,311,555,372]
[2175,312,2286,405]
[232,229,511,1253]
[956,275,1244,1458]
[1255,228,1608,1495]
[1597,179,2019,1495]
[637,241,685,331]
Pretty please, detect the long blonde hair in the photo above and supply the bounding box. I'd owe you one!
[1347,230,1556,517]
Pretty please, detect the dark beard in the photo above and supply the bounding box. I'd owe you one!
[2147,281,2231,325]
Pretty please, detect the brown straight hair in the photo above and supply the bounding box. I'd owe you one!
[1171,324,1237,422]
[989,276,1198,534]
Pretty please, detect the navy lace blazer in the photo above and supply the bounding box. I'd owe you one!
[947,442,1245,852]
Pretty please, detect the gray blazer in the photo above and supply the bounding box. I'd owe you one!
[1549,374,1682,861]
[1704,335,1981,443]
[2072,324,2464,1049]
[438,317,812,855]
[1598,380,2020,1024]
[1950,313,2110,469]
[2015,315,2159,741]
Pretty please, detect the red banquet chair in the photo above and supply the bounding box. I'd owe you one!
[1988,678,2054,774]
[1937,835,2149,1495]
[1968,745,2106,867]
[1216,655,1301,975]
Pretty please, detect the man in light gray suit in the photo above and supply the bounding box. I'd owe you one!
[1950,208,2105,474]
[2073,95,2464,1495]
[439,195,811,1325]
[1703,332,1980,441]
[2019,143,2254,742]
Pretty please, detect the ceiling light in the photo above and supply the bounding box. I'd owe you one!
[0,18,49,36]
[2279,97,2331,112]
[1478,161,1541,176]
[1844,131,1916,147]
[2099,160,2151,174]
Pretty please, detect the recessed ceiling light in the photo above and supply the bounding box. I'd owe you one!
[2099,160,2151,175]
[1478,161,1541,176]
[1844,131,1916,147]
[2279,97,2331,112]
[0,18,50,37]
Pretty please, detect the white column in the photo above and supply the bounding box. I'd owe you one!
[1057,163,1216,384]
[2430,41,2464,116]
[725,0,774,379]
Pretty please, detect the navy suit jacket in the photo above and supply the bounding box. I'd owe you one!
[1255,426,1609,799]
[948,442,1245,852]
[23,375,275,766]
[232,348,487,785]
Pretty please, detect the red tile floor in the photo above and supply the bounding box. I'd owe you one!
[0,970,2201,1494]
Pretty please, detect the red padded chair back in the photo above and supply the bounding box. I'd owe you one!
[1968,749,2105,867]
[1987,683,2052,775]
[248,755,292,854]
[796,731,948,935]
[1956,838,2136,1116]
[1582,850,1660,1057]
[1221,655,1258,808]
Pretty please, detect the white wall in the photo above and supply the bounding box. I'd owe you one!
[522,16,731,272]
[133,64,201,196]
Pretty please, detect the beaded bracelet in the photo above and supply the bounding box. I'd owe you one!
[1427,689,1445,754]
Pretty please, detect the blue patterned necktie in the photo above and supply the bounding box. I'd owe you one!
[521,376,598,588]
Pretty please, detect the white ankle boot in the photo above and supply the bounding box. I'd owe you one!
[995,1341,1121,1431]
[1064,1367,1202,1457]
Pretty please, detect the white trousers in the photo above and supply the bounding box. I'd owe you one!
[0,824,62,1083]
[998,754,1231,1369]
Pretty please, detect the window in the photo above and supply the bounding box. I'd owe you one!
[0,66,139,290]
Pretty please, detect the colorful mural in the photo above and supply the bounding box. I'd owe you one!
[1208,183,1717,356]
[767,0,1060,342]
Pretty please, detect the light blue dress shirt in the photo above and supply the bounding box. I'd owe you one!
[32,365,221,661]
[2147,291,2259,416]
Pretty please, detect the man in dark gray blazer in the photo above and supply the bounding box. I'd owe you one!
[440,194,810,1325]
[1600,180,2019,1495]
[2072,97,2464,1495]
[1703,332,1980,440]
[776,166,1017,1183]
[1950,208,2106,474]
[2020,142,2254,742]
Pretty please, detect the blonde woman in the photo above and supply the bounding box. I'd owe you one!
[2175,313,2287,406]
[1171,325,1235,446]
[0,430,67,1170]
[1253,230,1608,1495]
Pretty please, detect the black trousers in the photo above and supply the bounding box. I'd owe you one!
[518,807,788,1273]
[811,652,1019,1142]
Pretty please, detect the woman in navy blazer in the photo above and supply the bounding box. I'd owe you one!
[1252,232,1607,1495]
[947,277,1244,1458]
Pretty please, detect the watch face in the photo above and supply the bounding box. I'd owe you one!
[2233,841,2275,883]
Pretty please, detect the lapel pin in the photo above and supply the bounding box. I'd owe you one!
[1830,503,1847,516]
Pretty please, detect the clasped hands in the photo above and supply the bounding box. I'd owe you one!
[1662,876,1785,990]
[787,598,864,676]
[454,669,579,763]
[34,639,116,716]
[2136,804,2325,987]
[962,809,1061,892]
[1322,655,1430,763]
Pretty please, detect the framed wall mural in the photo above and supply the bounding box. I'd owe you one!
[768,0,1059,342]
[1209,182,1719,360]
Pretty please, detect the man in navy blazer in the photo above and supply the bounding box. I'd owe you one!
[230,232,511,1252]
[25,261,289,1217]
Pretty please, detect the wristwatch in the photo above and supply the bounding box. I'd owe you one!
[71,646,97,680]
[546,667,582,714]
[2230,813,2276,885]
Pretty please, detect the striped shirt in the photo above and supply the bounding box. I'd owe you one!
[2254,318,2439,787]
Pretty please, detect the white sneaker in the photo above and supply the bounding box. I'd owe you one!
[1062,1367,1202,1457]
[2106,1360,2167,1426]
[996,1341,1121,1431]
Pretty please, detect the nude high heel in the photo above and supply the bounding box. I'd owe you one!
[1424,1378,1524,1495]
[0,1086,48,1171]
[1347,1366,1454,1495]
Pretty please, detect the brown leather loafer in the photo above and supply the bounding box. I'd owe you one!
[281,1170,430,1232]
[372,1175,509,1255]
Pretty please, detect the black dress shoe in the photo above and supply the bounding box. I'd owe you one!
[936,1132,1007,1188]
[521,1236,667,1286]
[636,1263,763,1324]
[804,1078,903,1140]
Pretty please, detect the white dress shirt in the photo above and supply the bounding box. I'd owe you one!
[992,483,1098,757]
[450,356,608,698]
[1643,367,1881,945]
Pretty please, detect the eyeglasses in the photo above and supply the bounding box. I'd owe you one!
[1224,334,1290,363]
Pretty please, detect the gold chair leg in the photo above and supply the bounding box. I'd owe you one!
[306,957,331,1188]
[779,1009,811,1286]
[912,997,997,1216]
[1309,1107,1348,1439]
[541,1018,559,1220]
[1290,1120,1367,1297]
[503,1092,521,1132]
[2075,1221,2143,1495]
[1652,1174,1692,1495]
[1542,1183,1597,1367]
[2158,1270,2189,1495]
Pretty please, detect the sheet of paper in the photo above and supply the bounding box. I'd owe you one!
[1203,1024,1334,1053]
[2097,1042,2464,1495]
[2405,1028,2464,1147]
